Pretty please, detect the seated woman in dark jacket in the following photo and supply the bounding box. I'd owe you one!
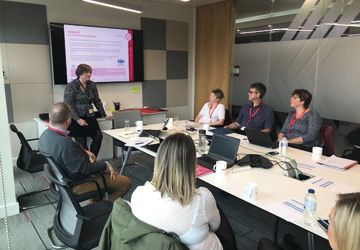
[278,89,322,150]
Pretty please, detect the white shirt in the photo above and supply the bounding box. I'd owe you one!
[131,182,222,250]
[198,103,225,124]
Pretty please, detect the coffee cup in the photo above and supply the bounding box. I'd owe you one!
[213,160,227,175]
[244,182,257,201]
[203,123,210,131]
[135,120,143,133]
[312,146,323,161]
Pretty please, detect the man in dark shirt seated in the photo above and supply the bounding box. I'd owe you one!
[39,102,131,202]
[225,82,275,133]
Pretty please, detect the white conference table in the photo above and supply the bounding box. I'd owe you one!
[103,120,360,244]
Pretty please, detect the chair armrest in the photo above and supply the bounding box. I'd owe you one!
[27,138,39,142]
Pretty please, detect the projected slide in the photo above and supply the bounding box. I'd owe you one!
[64,24,134,82]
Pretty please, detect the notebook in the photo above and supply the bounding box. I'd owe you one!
[197,133,240,170]
[317,155,358,171]
[245,128,278,149]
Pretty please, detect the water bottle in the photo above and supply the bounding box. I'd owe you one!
[304,189,317,226]
[199,130,206,147]
[280,136,288,156]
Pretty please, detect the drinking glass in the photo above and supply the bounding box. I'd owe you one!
[124,119,130,131]
[174,117,179,126]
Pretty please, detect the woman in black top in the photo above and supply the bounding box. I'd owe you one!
[64,64,112,157]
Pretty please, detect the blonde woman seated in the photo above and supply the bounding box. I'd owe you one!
[195,88,225,126]
[328,192,360,250]
[131,133,237,250]
[258,192,360,250]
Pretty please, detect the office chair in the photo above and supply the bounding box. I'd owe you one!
[320,125,335,156]
[112,110,142,159]
[44,164,113,250]
[112,110,152,174]
[208,109,232,128]
[9,124,55,210]
[43,154,112,202]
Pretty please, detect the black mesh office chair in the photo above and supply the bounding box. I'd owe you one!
[9,124,55,210]
[43,154,112,202]
[44,164,113,250]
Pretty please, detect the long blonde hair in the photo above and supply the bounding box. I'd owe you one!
[333,192,360,250]
[150,133,197,206]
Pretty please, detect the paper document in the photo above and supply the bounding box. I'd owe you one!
[125,137,153,147]
[263,199,304,222]
[306,177,357,194]
[116,131,136,139]
[317,155,358,170]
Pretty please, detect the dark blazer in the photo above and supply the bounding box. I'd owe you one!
[39,128,107,181]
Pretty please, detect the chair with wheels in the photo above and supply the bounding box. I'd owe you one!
[9,124,55,210]
[44,164,113,250]
[43,153,112,202]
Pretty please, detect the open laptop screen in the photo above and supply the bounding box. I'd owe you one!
[208,133,240,164]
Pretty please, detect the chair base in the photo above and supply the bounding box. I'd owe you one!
[17,187,57,211]
[47,226,67,249]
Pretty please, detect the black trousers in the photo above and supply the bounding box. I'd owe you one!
[74,129,103,157]
[215,205,238,250]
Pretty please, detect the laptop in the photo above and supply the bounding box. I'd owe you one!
[245,128,278,149]
[197,133,240,170]
[139,118,169,138]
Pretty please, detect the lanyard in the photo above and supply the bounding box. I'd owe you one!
[48,126,87,153]
[78,79,92,104]
[287,109,307,134]
[246,102,263,126]
[208,103,218,119]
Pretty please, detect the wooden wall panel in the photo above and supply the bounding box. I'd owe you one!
[195,1,235,116]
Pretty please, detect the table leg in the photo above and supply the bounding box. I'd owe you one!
[307,232,314,250]
[273,217,280,244]
[119,146,133,175]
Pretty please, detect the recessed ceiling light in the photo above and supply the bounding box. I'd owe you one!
[180,0,190,2]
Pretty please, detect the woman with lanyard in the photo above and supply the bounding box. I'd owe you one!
[64,64,112,157]
[278,89,322,150]
[195,88,225,126]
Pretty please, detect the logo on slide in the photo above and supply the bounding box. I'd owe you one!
[118,59,126,66]
[125,33,132,41]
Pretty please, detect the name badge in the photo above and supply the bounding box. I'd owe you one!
[89,109,94,114]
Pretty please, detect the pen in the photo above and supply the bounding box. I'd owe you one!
[318,217,329,227]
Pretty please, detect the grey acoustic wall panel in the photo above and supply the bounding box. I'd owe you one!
[142,80,166,108]
[5,84,14,123]
[141,18,166,50]
[167,51,188,79]
[166,79,188,107]
[3,1,48,45]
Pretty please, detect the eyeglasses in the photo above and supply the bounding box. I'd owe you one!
[248,91,259,94]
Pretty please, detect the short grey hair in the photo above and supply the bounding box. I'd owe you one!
[49,102,71,125]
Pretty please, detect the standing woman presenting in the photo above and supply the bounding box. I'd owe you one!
[64,64,112,157]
